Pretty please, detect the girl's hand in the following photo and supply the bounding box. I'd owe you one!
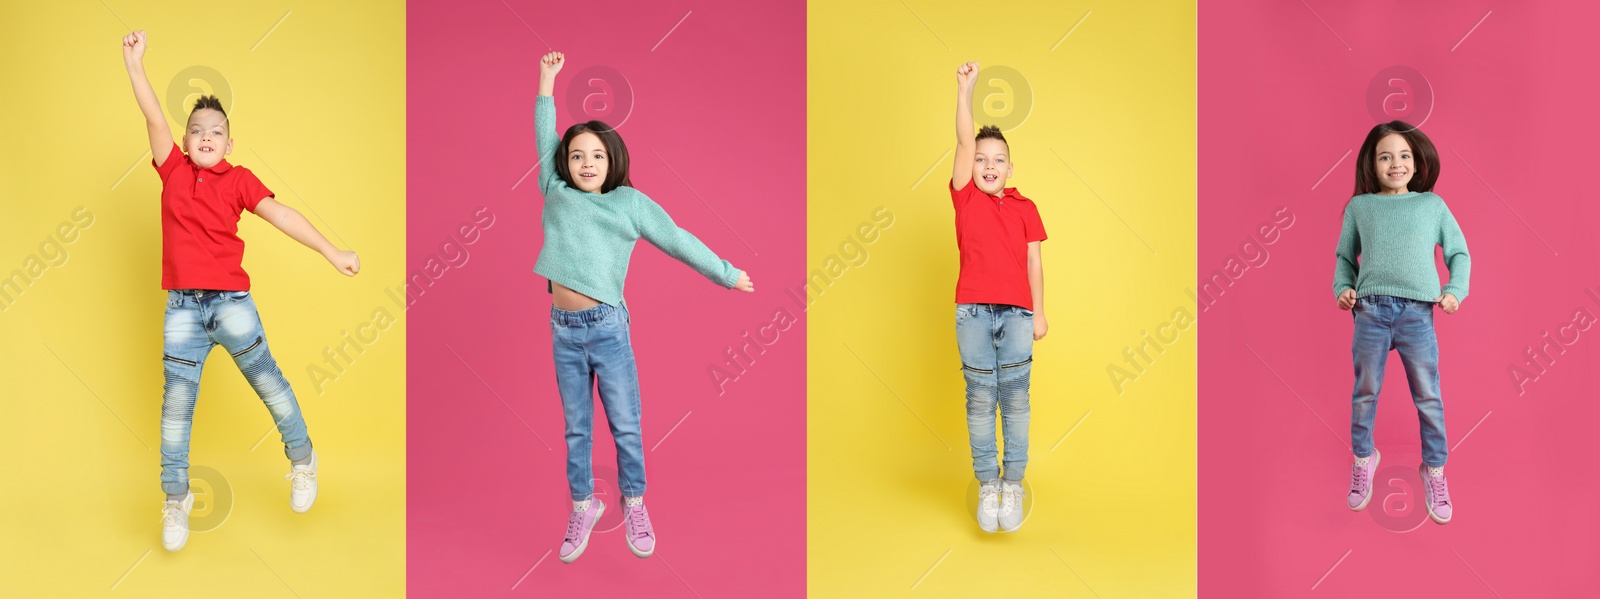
[734,271,754,293]
[955,61,979,89]
[326,249,361,277]
[539,51,565,78]
[1337,288,1357,310]
[1434,292,1459,314]
[1033,312,1048,341]
[122,30,148,64]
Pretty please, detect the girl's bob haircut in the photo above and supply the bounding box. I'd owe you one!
[555,121,632,194]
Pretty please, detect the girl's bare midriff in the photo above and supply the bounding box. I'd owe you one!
[551,281,603,311]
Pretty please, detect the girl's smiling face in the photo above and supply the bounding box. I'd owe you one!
[1373,133,1414,194]
[567,131,609,193]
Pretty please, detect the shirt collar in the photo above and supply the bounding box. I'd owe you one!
[202,159,234,174]
[986,186,1029,202]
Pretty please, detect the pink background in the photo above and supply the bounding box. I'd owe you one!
[406,1,805,596]
[1200,1,1600,596]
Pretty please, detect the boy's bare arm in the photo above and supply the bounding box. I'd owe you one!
[254,198,361,277]
[952,61,979,190]
[122,30,175,168]
[1028,241,1047,340]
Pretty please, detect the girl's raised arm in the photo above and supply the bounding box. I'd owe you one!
[535,51,565,193]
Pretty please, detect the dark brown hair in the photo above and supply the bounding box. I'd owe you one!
[190,95,227,131]
[555,121,631,193]
[976,125,1008,152]
[1354,120,1437,196]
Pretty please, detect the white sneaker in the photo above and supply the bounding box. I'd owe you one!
[977,480,1001,533]
[287,450,318,513]
[999,480,1025,532]
[162,492,194,551]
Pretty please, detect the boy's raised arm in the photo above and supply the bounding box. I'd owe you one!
[122,30,175,168]
[951,61,979,190]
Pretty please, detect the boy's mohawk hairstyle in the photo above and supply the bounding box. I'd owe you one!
[976,125,1007,149]
[191,95,226,118]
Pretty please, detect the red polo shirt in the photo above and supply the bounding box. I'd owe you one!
[950,178,1047,310]
[152,144,273,291]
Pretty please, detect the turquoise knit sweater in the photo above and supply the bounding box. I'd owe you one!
[532,95,741,306]
[1333,191,1470,302]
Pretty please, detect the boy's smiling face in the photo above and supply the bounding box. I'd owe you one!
[566,131,609,193]
[1373,133,1413,194]
[184,108,231,169]
[973,138,1012,195]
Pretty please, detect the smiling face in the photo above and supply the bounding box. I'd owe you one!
[566,131,609,193]
[1373,133,1413,194]
[184,108,231,169]
[973,138,1012,195]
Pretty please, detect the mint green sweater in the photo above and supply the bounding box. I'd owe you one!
[532,95,741,306]
[1333,191,1471,302]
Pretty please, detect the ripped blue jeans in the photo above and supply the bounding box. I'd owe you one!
[160,290,312,495]
[956,303,1034,483]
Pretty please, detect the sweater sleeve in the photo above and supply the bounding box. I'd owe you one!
[1333,204,1361,299]
[633,192,742,288]
[535,95,560,193]
[1437,201,1471,301]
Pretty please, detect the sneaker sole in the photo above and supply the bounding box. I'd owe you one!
[1419,464,1451,525]
[559,502,604,564]
[1349,450,1380,511]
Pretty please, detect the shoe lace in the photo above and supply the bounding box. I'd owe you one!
[628,505,654,540]
[563,510,584,544]
[285,466,315,491]
[1002,484,1024,512]
[1427,474,1451,506]
[161,501,183,526]
[1349,464,1370,494]
[979,486,1000,512]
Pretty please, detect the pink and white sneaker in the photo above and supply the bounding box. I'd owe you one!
[1348,450,1379,511]
[623,497,655,558]
[559,499,604,563]
[1420,465,1453,524]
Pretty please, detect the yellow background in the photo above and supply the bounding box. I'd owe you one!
[0,2,406,596]
[807,1,1196,596]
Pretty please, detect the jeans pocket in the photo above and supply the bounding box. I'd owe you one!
[956,304,978,324]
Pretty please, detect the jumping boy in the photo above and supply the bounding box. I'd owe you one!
[950,60,1048,533]
[122,29,360,551]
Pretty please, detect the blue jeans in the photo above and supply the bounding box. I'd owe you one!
[1350,295,1448,467]
[552,303,645,501]
[955,303,1033,482]
[161,290,312,495]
